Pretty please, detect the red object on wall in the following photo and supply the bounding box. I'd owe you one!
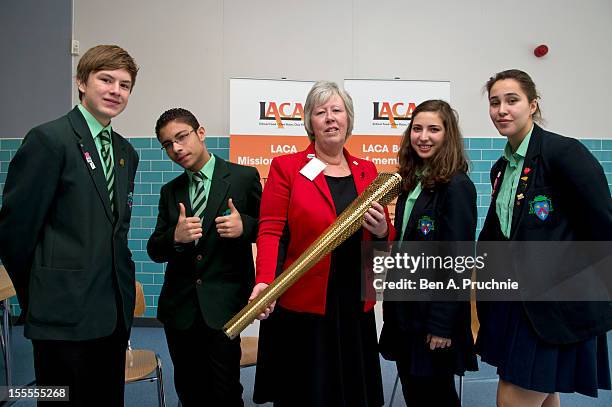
[534,44,549,58]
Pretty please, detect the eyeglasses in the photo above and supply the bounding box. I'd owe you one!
[160,128,196,151]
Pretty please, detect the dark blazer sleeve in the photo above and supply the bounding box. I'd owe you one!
[427,174,477,338]
[147,183,181,263]
[520,132,612,344]
[0,127,62,311]
[548,137,612,240]
[239,167,262,243]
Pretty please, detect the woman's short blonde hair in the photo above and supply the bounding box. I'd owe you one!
[303,81,354,142]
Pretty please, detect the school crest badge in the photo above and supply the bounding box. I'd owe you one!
[529,195,553,221]
[418,216,435,236]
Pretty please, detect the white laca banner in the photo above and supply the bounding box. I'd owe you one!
[229,78,315,136]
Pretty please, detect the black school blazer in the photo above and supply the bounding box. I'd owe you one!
[382,171,477,339]
[147,157,262,330]
[0,107,139,341]
[478,123,612,344]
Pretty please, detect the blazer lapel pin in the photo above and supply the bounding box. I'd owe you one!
[492,170,502,196]
[85,152,96,170]
[79,144,96,170]
[515,193,525,207]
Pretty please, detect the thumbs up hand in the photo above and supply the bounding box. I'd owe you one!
[215,198,243,238]
[174,202,203,243]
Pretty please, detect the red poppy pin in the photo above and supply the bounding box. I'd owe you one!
[523,167,531,175]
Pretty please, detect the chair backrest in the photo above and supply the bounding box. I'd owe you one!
[0,265,16,301]
[240,336,258,368]
[134,281,146,317]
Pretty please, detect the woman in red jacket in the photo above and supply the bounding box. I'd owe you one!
[250,81,392,407]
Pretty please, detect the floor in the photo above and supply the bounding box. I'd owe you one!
[5,326,612,406]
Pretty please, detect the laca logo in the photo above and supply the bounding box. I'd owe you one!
[372,101,417,128]
[259,102,304,128]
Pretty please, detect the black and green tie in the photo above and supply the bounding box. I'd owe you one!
[99,131,115,214]
[191,172,206,219]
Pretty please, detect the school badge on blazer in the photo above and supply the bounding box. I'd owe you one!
[529,195,553,221]
[417,216,435,236]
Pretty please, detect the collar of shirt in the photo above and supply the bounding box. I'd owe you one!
[77,104,112,141]
[502,125,533,168]
[187,153,216,184]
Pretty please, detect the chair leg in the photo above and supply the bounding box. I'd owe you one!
[2,299,13,387]
[389,372,400,407]
[458,375,464,406]
[155,355,166,407]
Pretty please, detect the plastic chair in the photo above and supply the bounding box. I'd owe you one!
[125,281,166,407]
[240,336,258,368]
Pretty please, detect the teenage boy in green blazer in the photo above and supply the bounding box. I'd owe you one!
[0,45,139,406]
[148,108,261,406]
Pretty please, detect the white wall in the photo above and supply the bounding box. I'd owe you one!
[74,0,612,139]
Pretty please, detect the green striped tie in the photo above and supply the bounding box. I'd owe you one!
[191,172,206,219]
[99,131,115,215]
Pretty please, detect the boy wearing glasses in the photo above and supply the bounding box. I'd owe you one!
[147,108,261,406]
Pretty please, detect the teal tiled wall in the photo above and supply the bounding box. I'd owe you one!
[1,137,611,317]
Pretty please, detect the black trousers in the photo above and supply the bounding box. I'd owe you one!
[32,322,129,407]
[164,313,243,407]
[396,359,460,407]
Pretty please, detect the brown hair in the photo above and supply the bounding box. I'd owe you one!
[398,100,468,191]
[485,69,543,123]
[76,45,138,100]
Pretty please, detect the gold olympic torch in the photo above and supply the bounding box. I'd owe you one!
[223,172,402,339]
